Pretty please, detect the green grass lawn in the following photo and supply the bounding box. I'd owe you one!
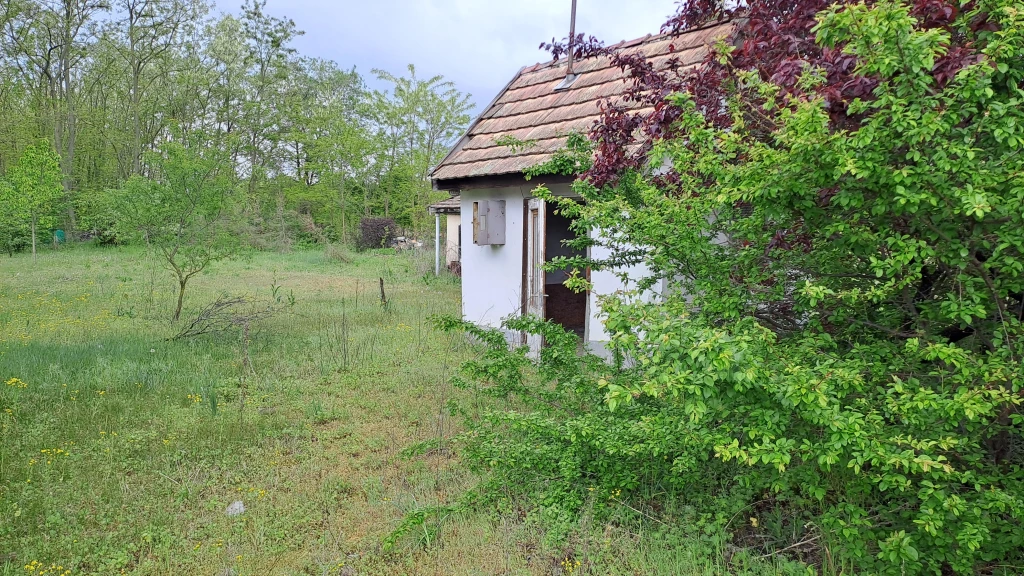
[0,246,809,576]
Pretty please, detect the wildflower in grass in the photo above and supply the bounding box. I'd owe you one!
[40,448,69,465]
[22,560,70,576]
[5,377,27,389]
[187,393,202,404]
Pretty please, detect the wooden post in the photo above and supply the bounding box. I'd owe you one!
[379,277,388,307]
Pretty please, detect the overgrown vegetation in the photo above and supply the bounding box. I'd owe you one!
[1,247,802,575]
[447,1,1024,574]
[0,0,471,253]
[0,247,468,575]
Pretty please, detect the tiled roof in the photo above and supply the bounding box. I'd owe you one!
[431,21,736,187]
[428,195,461,214]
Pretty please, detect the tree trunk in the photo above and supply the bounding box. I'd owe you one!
[276,184,287,252]
[131,63,143,175]
[173,278,186,321]
[339,174,346,243]
[31,216,36,257]
[62,47,78,235]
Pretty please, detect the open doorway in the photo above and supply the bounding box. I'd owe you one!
[544,207,587,336]
[524,199,587,353]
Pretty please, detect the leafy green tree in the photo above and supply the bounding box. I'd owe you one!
[102,0,209,177]
[239,0,301,204]
[1,0,110,231]
[0,0,471,249]
[112,137,240,320]
[0,177,28,256]
[301,65,373,242]
[199,14,247,151]
[371,65,472,229]
[7,140,63,256]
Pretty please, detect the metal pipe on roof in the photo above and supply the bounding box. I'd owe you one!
[567,0,577,76]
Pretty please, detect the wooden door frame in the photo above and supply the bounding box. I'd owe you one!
[523,198,546,354]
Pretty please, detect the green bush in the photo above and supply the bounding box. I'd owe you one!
[443,2,1024,574]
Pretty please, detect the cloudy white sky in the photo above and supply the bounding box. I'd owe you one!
[224,0,677,114]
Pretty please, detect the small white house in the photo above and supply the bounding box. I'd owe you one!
[430,22,734,356]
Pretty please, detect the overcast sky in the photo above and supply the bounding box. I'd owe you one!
[224,0,677,115]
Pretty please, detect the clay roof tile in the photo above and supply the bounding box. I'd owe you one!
[431,21,736,187]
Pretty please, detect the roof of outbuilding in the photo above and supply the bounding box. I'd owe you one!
[430,21,736,189]
[428,195,461,214]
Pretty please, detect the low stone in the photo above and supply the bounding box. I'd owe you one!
[225,501,245,517]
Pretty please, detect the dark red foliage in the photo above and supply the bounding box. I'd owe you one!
[912,0,959,28]
[662,0,741,33]
[588,101,646,186]
[578,0,988,187]
[933,45,983,86]
[765,226,813,254]
[357,217,397,251]
[540,33,608,62]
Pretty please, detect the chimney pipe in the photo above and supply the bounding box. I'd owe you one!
[567,0,577,76]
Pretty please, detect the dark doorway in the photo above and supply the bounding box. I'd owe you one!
[544,208,586,335]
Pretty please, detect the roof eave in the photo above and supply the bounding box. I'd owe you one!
[428,206,460,215]
[432,171,577,193]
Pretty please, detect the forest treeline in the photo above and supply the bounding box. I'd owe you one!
[0,0,472,253]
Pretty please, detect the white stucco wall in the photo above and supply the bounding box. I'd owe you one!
[460,186,530,330]
[585,241,652,346]
[460,183,649,352]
